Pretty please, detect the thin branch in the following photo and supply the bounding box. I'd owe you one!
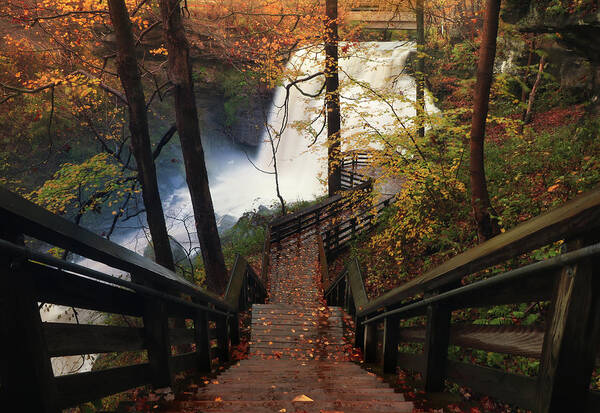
[153,124,177,160]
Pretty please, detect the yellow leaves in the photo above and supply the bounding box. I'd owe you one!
[547,184,560,193]
[149,47,168,56]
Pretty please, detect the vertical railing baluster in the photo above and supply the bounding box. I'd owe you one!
[363,321,378,363]
[141,291,172,388]
[216,314,230,363]
[194,309,212,373]
[382,315,400,374]
[423,302,451,392]
[536,237,600,413]
[1,230,59,413]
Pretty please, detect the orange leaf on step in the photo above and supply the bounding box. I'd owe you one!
[292,394,314,402]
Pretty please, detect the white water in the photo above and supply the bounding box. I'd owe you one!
[46,41,438,375]
[209,41,437,218]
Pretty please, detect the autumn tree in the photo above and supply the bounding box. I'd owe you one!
[107,0,175,270]
[469,0,501,241]
[415,0,426,138]
[158,0,229,293]
[326,0,342,196]
[0,1,185,267]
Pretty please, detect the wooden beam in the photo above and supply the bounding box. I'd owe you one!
[142,296,172,388]
[194,310,212,372]
[216,315,230,363]
[363,321,378,363]
[0,186,226,307]
[382,315,400,374]
[32,262,144,317]
[536,238,600,412]
[348,258,369,311]
[359,186,600,317]
[169,352,197,374]
[168,327,195,347]
[0,249,59,413]
[397,352,425,373]
[423,303,451,392]
[55,364,151,408]
[45,323,145,357]
[224,255,247,311]
[398,324,546,359]
[447,361,536,411]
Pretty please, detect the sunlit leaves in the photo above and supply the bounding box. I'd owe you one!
[33,152,129,215]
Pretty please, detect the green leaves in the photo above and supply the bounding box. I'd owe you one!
[32,153,130,216]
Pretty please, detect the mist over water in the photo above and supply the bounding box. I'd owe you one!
[208,41,437,218]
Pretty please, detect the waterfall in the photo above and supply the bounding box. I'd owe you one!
[209,41,437,217]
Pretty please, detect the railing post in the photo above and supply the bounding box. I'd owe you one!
[344,277,350,311]
[382,315,400,374]
[423,302,451,392]
[229,314,240,346]
[363,321,378,363]
[0,230,59,413]
[536,237,600,413]
[354,316,365,350]
[194,309,212,372]
[216,314,230,363]
[142,294,172,388]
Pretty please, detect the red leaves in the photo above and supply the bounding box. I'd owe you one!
[230,339,250,361]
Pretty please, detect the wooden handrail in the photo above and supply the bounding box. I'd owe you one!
[0,187,266,412]
[269,150,378,245]
[270,180,373,244]
[0,186,225,308]
[358,186,600,317]
[323,186,600,413]
[225,254,267,312]
[322,195,393,258]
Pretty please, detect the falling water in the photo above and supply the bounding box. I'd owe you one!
[209,41,437,217]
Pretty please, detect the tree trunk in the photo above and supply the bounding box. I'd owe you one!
[107,0,175,271]
[469,0,502,242]
[325,0,341,197]
[523,55,546,125]
[158,0,228,294]
[416,0,426,138]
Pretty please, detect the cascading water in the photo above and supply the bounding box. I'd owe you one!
[209,41,437,217]
[46,41,438,375]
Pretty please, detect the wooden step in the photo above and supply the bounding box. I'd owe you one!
[191,390,406,401]
[169,400,414,412]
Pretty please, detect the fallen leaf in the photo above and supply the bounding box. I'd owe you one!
[292,394,314,402]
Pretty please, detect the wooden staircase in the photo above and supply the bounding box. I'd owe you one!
[163,359,412,412]
[161,232,413,412]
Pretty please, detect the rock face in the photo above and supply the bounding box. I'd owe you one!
[195,87,269,150]
[504,1,600,62]
[503,0,600,108]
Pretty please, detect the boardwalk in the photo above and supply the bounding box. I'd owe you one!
[163,232,413,412]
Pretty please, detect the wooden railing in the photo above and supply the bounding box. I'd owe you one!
[269,180,372,245]
[0,186,266,412]
[324,186,600,412]
[269,150,377,245]
[322,196,393,259]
